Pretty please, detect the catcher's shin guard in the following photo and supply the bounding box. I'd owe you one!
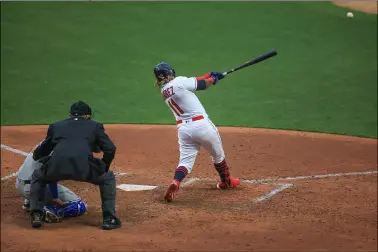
[60,200,87,217]
[44,200,87,220]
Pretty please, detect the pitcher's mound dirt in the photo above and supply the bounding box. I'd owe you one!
[1,124,377,251]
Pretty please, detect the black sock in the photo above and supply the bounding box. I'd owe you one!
[214,159,230,183]
[174,166,188,182]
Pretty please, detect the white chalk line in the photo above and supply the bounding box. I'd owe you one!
[1,172,18,181]
[1,144,30,156]
[253,183,294,203]
[242,170,378,184]
[181,177,294,202]
[0,144,129,181]
[180,178,200,187]
[179,170,377,203]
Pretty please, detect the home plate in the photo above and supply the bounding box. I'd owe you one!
[117,184,157,191]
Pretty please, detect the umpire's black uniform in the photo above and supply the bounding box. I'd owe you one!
[29,101,121,230]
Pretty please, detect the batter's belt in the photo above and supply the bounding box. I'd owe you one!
[176,115,204,125]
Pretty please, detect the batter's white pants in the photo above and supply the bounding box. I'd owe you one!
[177,117,225,173]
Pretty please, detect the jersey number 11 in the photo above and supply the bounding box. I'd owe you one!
[168,99,184,116]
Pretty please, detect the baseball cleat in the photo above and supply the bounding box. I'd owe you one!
[102,215,122,230]
[22,199,30,212]
[30,212,43,228]
[42,207,61,223]
[217,177,240,190]
[164,179,180,202]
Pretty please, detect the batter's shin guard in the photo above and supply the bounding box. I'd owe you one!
[214,159,231,184]
[173,166,188,182]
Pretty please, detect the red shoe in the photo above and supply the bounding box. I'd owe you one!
[216,177,240,189]
[164,179,180,202]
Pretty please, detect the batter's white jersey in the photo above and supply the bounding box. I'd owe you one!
[161,76,208,121]
[160,76,226,173]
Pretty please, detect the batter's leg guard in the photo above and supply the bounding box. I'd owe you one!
[173,166,188,182]
[214,159,231,184]
[214,159,240,189]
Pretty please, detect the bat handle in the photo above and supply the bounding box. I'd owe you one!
[223,72,228,76]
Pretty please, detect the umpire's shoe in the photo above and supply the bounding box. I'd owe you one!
[30,211,43,228]
[102,214,121,230]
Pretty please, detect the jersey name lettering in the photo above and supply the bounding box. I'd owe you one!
[162,86,175,99]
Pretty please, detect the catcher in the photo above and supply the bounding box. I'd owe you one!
[16,145,87,222]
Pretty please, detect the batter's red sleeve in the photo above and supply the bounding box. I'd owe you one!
[196,73,211,80]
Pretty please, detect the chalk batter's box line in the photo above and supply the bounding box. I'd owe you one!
[180,177,294,203]
[180,170,378,202]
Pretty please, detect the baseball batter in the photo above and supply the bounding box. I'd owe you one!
[16,142,87,222]
[153,62,240,202]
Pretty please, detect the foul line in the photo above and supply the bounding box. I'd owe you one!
[1,144,30,156]
[180,170,377,203]
[242,170,378,184]
[1,144,129,181]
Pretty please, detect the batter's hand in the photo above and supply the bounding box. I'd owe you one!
[211,72,225,81]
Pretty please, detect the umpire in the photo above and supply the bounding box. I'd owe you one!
[29,101,121,230]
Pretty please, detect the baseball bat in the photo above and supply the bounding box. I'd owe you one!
[223,49,277,76]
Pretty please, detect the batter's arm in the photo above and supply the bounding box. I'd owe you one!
[195,73,218,91]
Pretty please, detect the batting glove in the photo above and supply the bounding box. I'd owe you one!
[211,72,225,81]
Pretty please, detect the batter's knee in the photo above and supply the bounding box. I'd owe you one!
[212,155,226,165]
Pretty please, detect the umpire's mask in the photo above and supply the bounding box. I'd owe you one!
[69,101,93,119]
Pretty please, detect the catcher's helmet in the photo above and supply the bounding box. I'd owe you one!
[69,100,92,119]
[154,62,176,81]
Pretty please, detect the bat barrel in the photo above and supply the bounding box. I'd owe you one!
[224,49,277,76]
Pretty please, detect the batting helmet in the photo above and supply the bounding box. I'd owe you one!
[154,62,176,81]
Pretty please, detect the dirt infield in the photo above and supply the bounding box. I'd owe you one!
[1,125,377,251]
[333,1,377,14]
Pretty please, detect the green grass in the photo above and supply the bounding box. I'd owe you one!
[1,2,377,138]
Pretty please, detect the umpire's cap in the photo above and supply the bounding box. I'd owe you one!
[69,101,92,118]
